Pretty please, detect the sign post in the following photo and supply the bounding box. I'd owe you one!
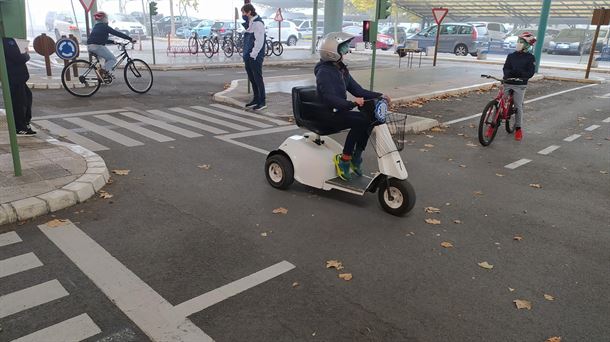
[79,0,95,37]
[0,0,27,176]
[431,7,448,67]
[586,8,610,79]
[274,8,283,42]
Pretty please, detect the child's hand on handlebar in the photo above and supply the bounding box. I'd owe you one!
[354,97,365,107]
[382,95,392,104]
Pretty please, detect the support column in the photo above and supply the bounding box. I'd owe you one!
[534,0,552,73]
[323,0,344,35]
[311,0,319,54]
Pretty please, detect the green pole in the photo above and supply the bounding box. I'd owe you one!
[369,21,378,90]
[0,36,22,176]
[534,0,552,73]
[311,0,318,54]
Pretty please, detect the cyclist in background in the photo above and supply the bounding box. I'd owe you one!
[87,11,135,79]
[503,32,536,141]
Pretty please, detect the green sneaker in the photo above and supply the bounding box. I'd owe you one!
[351,149,363,176]
[334,154,352,181]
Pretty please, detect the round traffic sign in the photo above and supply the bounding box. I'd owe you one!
[33,34,56,57]
[55,38,79,60]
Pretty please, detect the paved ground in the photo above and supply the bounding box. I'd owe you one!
[0,64,609,341]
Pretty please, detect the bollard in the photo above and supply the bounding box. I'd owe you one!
[69,34,79,77]
[139,32,142,51]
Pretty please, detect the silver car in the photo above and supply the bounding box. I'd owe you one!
[408,23,488,56]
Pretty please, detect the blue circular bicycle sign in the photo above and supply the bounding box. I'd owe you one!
[55,38,79,60]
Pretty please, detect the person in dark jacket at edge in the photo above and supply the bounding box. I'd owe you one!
[503,31,536,141]
[2,37,35,136]
[241,4,267,111]
[315,32,391,181]
[87,11,135,80]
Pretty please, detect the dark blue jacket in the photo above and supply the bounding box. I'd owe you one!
[2,38,30,85]
[242,16,265,61]
[87,23,132,45]
[503,51,536,85]
[315,60,382,112]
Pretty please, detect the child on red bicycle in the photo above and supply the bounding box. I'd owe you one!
[503,32,536,141]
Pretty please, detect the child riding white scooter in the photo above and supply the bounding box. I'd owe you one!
[264,32,416,216]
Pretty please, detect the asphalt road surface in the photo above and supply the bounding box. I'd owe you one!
[1,67,609,342]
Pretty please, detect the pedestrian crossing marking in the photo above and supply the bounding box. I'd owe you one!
[169,107,252,131]
[121,112,203,138]
[95,114,175,142]
[147,109,228,135]
[191,105,272,128]
[64,117,144,147]
[0,279,69,319]
[210,104,291,125]
[0,252,43,279]
[34,120,110,151]
[0,231,22,247]
[12,313,102,342]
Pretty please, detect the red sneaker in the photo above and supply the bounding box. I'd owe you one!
[515,128,523,141]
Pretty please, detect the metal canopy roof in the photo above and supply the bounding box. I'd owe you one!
[396,0,610,22]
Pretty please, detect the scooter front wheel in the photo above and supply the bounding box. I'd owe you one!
[265,154,294,190]
[378,178,416,216]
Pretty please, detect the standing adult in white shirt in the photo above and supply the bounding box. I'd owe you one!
[241,4,267,111]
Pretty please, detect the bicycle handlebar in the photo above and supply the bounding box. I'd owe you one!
[481,74,523,83]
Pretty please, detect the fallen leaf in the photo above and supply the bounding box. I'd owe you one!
[111,169,130,176]
[585,136,593,140]
[459,164,467,168]
[466,142,477,147]
[430,127,445,132]
[473,191,484,196]
[529,183,542,189]
[513,299,532,310]
[106,179,114,184]
[440,241,453,248]
[453,219,462,224]
[197,164,211,170]
[508,287,515,292]
[513,236,523,241]
[419,148,429,152]
[338,273,353,281]
[46,218,68,228]
[425,218,441,225]
[478,261,494,269]
[272,207,288,214]
[424,206,441,214]
[260,232,268,237]
[292,282,299,288]
[469,123,476,128]
[496,173,504,177]
[457,133,465,136]
[545,337,561,342]
[601,170,608,174]
[425,135,434,138]
[99,190,113,199]
[326,260,344,270]
[544,294,555,301]
[424,144,435,148]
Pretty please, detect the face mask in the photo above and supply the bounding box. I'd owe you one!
[339,44,350,56]
[242,15,249,21]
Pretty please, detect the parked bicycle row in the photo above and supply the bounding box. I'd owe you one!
[187,32,285,58]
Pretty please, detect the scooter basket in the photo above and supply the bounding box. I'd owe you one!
[370,112,407,157]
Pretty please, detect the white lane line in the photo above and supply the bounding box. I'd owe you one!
[207,73,224,76]
[603,117,610,123]
[64,117,144,147]
[39,221,214,342]
[217,125,300,140]
[0,280,69,319]
[538,145,561,155]
[191,106,273,128]
[564,134,581,142]
[0,231,22,247]
[34,109,126,121]
[0,253,43,278]
[210,104,291,125]
[12,313,101,342]
[95,115,174,142]
[173,261,295,317]
[585,124,600,131]
[148,109,228,135]
[444,83,599,126]
[505,158,532,170]
[34,120,109,151]
[120,112,203,138]
[169,107,252,131]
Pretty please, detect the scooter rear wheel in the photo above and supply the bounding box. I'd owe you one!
[378,178,416,216]
[265,154,294,190]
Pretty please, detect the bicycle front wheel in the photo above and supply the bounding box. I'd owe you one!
[202,40,215,58]
[61,59,101,97]
[272,42,283,56]
[265,41,273,56]
[478,100,500,146]
[223,42,234,57]
[188,37,199,54]
[124,59,153,94]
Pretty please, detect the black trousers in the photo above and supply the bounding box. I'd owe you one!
[9,82,32,131]
[244,57,266,105]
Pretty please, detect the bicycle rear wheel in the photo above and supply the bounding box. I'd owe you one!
[478,100,500,146]
[223,42,234,57]
[61,59,101,97]
[202,39,215,58]
[272,41,283,56]
[188,36,198,54]
[124,59,153,94]
[265,40,273,56]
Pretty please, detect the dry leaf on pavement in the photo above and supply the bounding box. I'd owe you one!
[419,149,429,152]
[459,164,467,168]
[478,261,494,269]
[545,337,562,342]
[544,294,555,301]
[453,219,462,224]
[496,173,504,177]
[466,142,477,147]
[99,190,113,199]
[430,127,445,132]
[600,170,608,174]
[424,144,435,148]
[292,282,299,288]
[473,191,484,196]
[197,164,211,170]
[513,299,532,310]
[46,219,68,228]
[440,241,454,248]
[513,236,523,241]
[272,207,288,214]
[326,260,344,270]
[260,232,268,237]
[529,183,542,189]
[338,273,353,281]
[425,218,441,225]
[111,169,130,176]
[508,287,515,292]
[425,207,441,214]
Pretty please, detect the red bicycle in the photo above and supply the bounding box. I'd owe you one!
[478,75,521,146]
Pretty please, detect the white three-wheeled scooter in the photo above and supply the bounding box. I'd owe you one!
[264,86,416,216]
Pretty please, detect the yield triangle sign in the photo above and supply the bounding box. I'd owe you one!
[432,8,448,25]
[274,8,284,22]
[79,0,96,13]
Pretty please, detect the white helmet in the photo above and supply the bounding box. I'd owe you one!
[319,32,354,62]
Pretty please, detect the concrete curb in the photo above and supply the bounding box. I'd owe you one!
[0,140,109,226]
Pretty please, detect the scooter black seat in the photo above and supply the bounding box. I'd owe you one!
[292,86,343,136]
